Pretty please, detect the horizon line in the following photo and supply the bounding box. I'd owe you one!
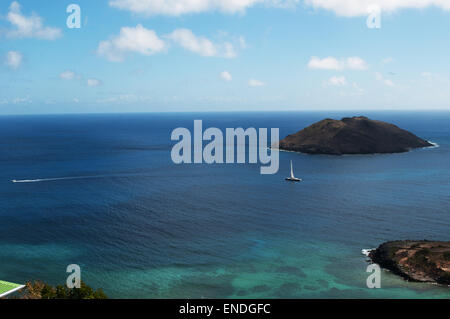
[2,109,450,116]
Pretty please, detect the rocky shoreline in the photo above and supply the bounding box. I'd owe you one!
[368,241,450,285]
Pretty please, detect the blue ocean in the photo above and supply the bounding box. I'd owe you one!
[0,112,449,298]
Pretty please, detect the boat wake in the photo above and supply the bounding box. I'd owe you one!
[12,176,98,183]
[361,248,375,257]
[427,141,439,148]
[11,174,138,184]
[12,179,47,183]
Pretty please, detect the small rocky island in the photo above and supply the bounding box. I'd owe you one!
[369,241,450,285]
[279,116,433,155]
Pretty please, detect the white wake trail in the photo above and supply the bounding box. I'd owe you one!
[11,174,137,183]
[12,176,93,183]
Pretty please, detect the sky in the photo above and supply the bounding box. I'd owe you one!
[1,0,450,114]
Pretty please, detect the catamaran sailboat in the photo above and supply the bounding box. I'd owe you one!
[285,160,302,182]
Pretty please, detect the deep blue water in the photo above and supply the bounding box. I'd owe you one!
[0,112,449,298]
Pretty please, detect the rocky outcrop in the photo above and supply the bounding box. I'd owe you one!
[279,116,433,155]
[369,241,450,285]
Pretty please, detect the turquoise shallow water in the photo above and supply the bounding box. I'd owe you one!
[0,112,449,298]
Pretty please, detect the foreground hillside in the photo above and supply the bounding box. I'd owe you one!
[369,241,450,285]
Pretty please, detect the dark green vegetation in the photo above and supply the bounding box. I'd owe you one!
[279,116,433,155]
[17,280,107,299]
[369,241,450,285]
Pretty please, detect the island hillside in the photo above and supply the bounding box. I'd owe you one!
[369,241,450,285]
[279,116,433,155]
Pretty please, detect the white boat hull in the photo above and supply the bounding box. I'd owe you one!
[285,160,302,182]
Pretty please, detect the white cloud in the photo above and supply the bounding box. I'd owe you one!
[5,1,62,40]
[5,51,22,69]
[87,78,102,87]
[308,56,368,70]
[167,29,236,58]
[109,0,299,16]
[60,70,101,87]
[248,79,265,87]
[308,56,342,70]
[375,72,395,87]
[304,0,450,17]
[96,94,152,104]
[420,72,449,86]
[346,57,368,70]
[60,70,77,80]
[326,76,347,86]
[338,82,365,97]
[98,26,242,61]
[351,82,365,95]
[0,96,32,105]
[97,24,167,62]
[381,57,394,65]
[106,0,450,17]
[421,71,433,80]
[238,36,247,49]
[220,71,232,81]
[12,96,32,104]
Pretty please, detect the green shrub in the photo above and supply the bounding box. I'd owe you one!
[20,280,107,299]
